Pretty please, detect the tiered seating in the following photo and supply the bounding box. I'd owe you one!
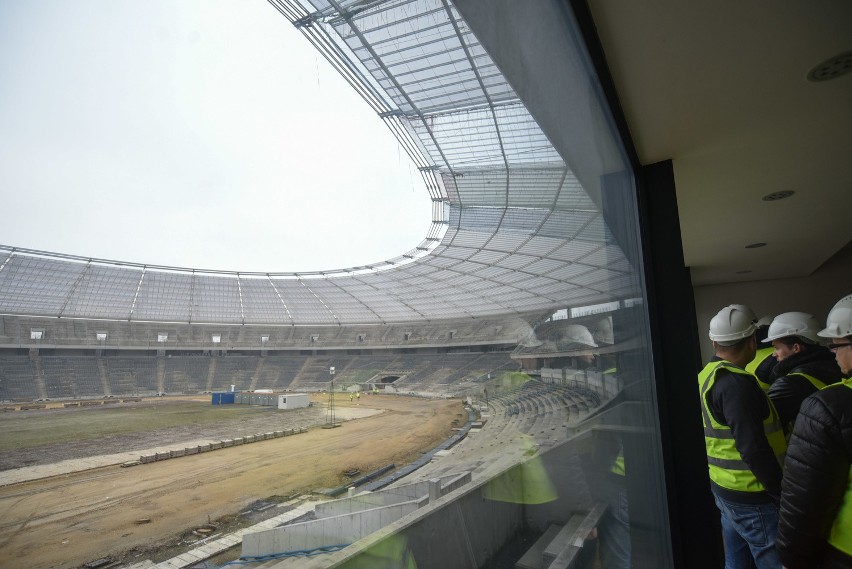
[252,356,308,390]
[39,357,101,399]
[290,356,335,389]
[0,356,38,401]
[160,356,207,393]
[210,355,260,391]
[334,355,399,383]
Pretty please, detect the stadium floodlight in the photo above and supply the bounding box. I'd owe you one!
[157,333,168,343]
[211,334,221,344]
[260,335,269,344]
[30,329,44,341]
[96,332,108,342]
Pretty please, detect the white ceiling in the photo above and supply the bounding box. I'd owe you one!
[587,1,852,286]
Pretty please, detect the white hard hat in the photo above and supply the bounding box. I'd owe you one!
[563,324,598,348]
[731,304,757,322]
[589,317,614,345]
[763,312,821,344]
[709,305,757,345]
[756,315,774,327]
[818,294,852,339]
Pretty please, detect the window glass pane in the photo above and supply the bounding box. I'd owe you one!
[0,1,670,567]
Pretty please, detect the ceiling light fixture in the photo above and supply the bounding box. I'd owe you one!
[762,190,795,202]
[808,50,852,82]
[745,242,767,249]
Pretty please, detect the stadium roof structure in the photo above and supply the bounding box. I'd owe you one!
[0,0,639,326]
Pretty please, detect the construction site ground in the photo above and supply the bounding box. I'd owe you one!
[0,394,465,569]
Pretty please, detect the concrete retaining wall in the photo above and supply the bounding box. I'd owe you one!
[316,472,472,519]
[242,498,428,557]
[243,472,473,559]
[136,427,306,466]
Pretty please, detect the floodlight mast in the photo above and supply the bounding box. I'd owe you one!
[327,366,337,427]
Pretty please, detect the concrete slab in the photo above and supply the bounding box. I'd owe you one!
[132,498,322,569]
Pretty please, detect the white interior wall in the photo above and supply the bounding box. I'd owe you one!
[693,244,851,362]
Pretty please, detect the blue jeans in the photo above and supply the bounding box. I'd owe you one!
[599,487,631,569]
[713,493,781,569]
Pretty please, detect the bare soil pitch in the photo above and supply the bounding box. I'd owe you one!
[0,394,464,569]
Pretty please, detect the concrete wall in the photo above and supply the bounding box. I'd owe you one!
[329,478,523,569]
[316,473,470,519]
[285,436,608,568]
[242,498,427,557]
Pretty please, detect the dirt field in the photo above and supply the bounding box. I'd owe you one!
[0,394,465,569]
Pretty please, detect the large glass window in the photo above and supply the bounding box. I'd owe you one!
[0,1,671,567]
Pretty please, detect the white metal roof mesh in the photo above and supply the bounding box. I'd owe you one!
[0,0,640,325]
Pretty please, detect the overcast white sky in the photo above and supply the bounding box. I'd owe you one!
[0,1,430,273]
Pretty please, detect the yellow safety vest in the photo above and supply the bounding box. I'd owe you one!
[698,360,787,492]
[746,347,775,392]
[828,380,852,555]
[787,371,827,391]
[611,453,625,477]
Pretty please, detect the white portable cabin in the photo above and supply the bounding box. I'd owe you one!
[277,393,310,410]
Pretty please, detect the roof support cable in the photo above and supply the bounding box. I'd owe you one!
[237,274,246,325]
[128,268,147,321]
[322,0,459,191]
[189,270,196,324]
[349,272,450,322]
[276,0,456,213]
[266,275,294,323]
[299,278,340,325]
[441,0,511,244]
[0,247,15,274]
[58,260,92,319]
[274,1,441,200]
[383,114,432,172]
[272,1,394,113]
[327,278,386,325]
[505,166,573,261]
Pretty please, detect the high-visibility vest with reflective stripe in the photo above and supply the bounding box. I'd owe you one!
[611,453,625,477]
[746,347,775,392]
[698,360,787,492]
[828,380,852,555]
[787,371,827,391]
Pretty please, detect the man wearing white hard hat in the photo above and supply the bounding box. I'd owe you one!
[747,315,778,389]
[778,294,852,569]
[698,304,787,568]
[763,312,842,433]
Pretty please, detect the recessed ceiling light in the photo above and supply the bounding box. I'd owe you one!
[808,50,852,82]
[745,242,767,249]
[762,190,795,202]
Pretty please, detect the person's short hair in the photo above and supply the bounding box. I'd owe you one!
[716,334,754,349]
[775,336,812,349]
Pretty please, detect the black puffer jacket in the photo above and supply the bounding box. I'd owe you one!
[768,347,843,433]
[777,381,852,569]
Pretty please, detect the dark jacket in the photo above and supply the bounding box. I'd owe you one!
[705,357,784,505]
[777,382,852,569]
[768,347,843,433]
